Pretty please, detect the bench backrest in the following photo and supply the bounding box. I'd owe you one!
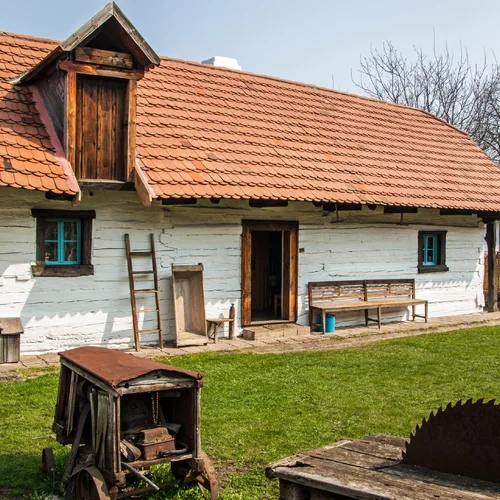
[309,279,416,305]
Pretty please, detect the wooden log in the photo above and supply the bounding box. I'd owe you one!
[59,60,144,80]
[126,80,137,180]
[65,71,77,167]
[75,47,134,69]
[486,221,498,312]
[228,303,235,339]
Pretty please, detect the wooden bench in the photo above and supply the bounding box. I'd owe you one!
[308,279,428,334]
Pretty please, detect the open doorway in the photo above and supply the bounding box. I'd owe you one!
[241,220,298,326]
[251,230,283,322]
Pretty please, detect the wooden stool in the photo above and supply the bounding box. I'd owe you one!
[206,318,234,343]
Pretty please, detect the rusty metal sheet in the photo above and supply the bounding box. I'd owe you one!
[403,399,500,483]
[59,346,203,388]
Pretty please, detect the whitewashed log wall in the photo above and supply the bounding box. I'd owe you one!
[0,187,486,354]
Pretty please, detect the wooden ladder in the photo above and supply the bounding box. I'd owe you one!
[125,233,163,351]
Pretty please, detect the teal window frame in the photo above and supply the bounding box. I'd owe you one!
[31,209,95,277]
[44,219,82,266]
[418,230,448,273]
[422,233,438,266]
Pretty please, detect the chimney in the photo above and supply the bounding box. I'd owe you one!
[201,56,241,71]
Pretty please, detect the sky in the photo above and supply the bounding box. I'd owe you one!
[1,0,499,93]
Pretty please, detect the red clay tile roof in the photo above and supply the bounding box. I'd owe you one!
[0,32,77,195]
[2,31,500,210]
[138,59,500,211]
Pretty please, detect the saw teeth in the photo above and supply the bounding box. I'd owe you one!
[465,398,473,406]
[445,402,452,411]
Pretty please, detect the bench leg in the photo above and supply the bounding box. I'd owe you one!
[377,307,381,329]
[322,310,326,335]
[412,305,416,321]
[425,302,428,323]
[364,309,369,326]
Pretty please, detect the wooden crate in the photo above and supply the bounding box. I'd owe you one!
[0,317,23,364]
[171,264,208,347]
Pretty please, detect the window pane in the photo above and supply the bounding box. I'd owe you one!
[44,221,58,241]
[64,221,79,241]
[44,242,58,263]
[64,242,79,263]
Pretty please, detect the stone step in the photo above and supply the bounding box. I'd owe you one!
[242,323,311,341]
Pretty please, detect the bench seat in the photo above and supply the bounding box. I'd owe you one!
[309,279,428,333]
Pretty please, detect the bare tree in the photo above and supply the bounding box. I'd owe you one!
[352,42,500,163]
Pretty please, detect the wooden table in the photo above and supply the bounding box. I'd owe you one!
[266,434,500,499]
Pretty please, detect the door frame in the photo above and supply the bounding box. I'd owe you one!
[241,220,298,326]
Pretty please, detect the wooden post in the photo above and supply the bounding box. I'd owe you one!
[65,71,77,168]
[486,221,498,312]
[228,303,235,339]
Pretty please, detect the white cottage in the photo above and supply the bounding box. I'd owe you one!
[1,4,500,354]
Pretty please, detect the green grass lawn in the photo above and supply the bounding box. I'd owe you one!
[1,326,499,499]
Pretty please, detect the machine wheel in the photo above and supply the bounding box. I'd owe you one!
[75,467,110,499]
[41,447,55,475]
[196,451,219,500]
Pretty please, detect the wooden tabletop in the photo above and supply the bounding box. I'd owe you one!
[266,434,500,499]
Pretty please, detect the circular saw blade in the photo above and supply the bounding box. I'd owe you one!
[402,399,500,483]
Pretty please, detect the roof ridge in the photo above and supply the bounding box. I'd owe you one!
[159,56,470,138]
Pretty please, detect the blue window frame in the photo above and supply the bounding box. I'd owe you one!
[422,233,438,265]
[418,231,448,273]
[44,219,82,265]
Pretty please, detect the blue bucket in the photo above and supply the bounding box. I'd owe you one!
[316,314,336,333]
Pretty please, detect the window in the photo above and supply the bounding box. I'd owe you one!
[418,231,448,273]
[31,209,95,277]
[44,219,81,265]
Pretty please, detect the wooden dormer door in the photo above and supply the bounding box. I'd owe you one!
[241,220,298,326]
[74,75,128,180]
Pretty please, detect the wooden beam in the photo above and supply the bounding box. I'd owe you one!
[65,71,77,169]
[59,60,144,80]
[74,47,133,69]
[126,80,137,179]
[78,180,135,191]
[486,221,498,312]
[133,164,157,207]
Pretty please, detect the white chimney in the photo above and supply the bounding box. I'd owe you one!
[201,56,242,71]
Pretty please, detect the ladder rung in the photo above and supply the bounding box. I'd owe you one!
[132,270,155,274]
[134,289,159,294]
[137,309,160,313]
[130,251,153,257]
[138,328,161,333]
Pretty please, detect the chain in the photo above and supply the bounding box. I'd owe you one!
[151,391,159,425]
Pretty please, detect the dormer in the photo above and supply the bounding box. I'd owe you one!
[14,3,159,186]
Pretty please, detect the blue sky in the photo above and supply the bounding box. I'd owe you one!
[1,0,499,93]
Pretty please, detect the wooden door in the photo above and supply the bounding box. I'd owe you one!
[241,220,298,326]
[75,75,128,180]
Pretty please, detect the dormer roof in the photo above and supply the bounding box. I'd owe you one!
[13,2,159,85]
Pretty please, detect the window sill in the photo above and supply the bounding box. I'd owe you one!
[418,265,449,274]
[32,264,94,277]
